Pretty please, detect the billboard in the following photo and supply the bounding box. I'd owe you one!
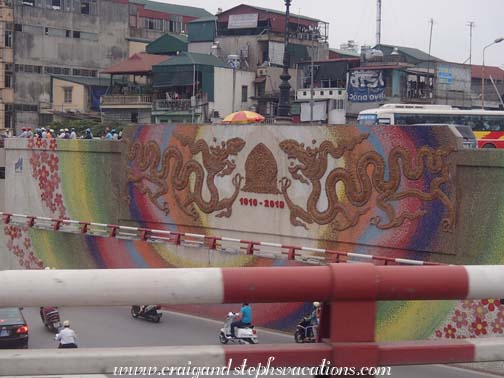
[228,13,259,29]
[347,70,385,103]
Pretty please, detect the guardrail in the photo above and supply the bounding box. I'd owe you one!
[0,212,443,267]
[0,264,504,376]
[100,95,152,106]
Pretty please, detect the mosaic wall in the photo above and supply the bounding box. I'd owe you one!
[2,124,504,341]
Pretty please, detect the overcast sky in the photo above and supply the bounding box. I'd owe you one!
[166,0,503,67]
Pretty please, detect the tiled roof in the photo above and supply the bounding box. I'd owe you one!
[471,64,504,80]
[102,53,171,74]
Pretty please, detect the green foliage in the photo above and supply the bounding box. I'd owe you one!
[45,119,125,138]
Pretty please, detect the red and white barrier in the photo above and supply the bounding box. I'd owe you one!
[0,264,502,307]
[1,263,504,374]
[0,212,444,267]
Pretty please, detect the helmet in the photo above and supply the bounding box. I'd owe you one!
[44,267,50,270]
[111,129,116,133]
[86,128,91,132]
[63,320,70,327]
[313,301,320,308]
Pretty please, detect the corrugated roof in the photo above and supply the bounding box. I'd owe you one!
[154,52,227,67]
[221,4,322,23]
[146,33,188,54]
[190,16,217,23]
[51,75,114,86]
[129,0,212,18]
[102,53,171,74]
[471,64,504,80]
[375,44,443,62]
[329,48,360,58]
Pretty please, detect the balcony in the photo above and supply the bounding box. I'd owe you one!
[153,99,192,112]
[101,95,152,107]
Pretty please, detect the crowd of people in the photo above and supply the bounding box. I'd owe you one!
[14,127,122,140]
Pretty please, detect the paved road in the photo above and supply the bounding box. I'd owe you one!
[10,307,504,378]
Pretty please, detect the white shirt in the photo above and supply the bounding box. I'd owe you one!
[56,327,77,344]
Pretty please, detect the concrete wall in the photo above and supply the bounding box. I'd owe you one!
[4,124,504,341]
[213,67,256,116]
[13,0,129,129]
[188,41,213,55]
[128,40,147,56]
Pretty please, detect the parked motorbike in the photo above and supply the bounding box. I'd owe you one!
[219,312,258,345]
[40,306,61,333]
[294,313,317,343]
[131,305,162,323]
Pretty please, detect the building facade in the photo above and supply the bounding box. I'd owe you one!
[3,0,210,133]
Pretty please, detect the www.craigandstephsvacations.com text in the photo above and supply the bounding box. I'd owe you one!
[113,357,392,377]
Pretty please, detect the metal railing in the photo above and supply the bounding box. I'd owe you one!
[100,95,152,106]
[152,99,192,112]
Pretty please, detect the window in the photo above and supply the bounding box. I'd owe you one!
[0,167,5,180]
[45,27,49,35]
[80,0,89,14]
[66,30,71,37]
[131,112,138,123]
[14,24,22,32]
[63,87,72,103]
[241,86,248,102]
[5,30,12,47]
[22,0,34,6]
[5,72,11,88]
[73,30,80,38]
[52,0,61,9]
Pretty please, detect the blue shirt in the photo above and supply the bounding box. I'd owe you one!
[241,305,252,324]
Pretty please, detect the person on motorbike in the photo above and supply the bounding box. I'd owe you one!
[230,303,252,338]
[55,320,77,348]
[309,301,321,339]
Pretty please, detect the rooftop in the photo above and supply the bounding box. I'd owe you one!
[129,0,212,18]
[471,64,504,80]
[102,53,171,75]
[374,44,443,63]
[154,52,227,68]
[220,4,323,23]
[51,75,115,87]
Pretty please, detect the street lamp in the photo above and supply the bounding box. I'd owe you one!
[481,37,504,109]
[277,0,291,118]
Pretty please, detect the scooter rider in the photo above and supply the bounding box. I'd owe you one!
[55,320,78,348]
[230,303,252,337]
[310,301,321,339]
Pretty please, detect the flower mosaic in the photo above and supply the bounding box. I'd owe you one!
[5,138,67,270]
[434,299,502,339]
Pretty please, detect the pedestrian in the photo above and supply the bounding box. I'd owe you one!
[70,128,77,139]
[84,128,93,139]
[55,320,77,348]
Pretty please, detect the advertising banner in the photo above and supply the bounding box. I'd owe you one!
[347,70,385,103]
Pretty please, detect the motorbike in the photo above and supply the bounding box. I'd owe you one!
[131,305,162,323]
[219,312,258,345]
[294,313,318,343]
[40,306,61,333]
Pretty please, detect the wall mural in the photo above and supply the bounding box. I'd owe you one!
[4,124,503,342]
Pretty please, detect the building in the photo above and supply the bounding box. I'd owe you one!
[48,75,116,123]
[296,58,359,123]
[471,64,504,109]
[201,4,330,118]
[2,0,211,133]
[345,44,474,117]
[151,51,255,123]
[100,52,170,124]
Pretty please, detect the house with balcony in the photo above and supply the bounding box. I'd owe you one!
[295,58,359,123]
[100,52,170,123]
[151,51,256,123]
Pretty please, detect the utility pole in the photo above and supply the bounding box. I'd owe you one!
[467,21,475,65]
[376,0,382,46]
[426,18,434,102]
